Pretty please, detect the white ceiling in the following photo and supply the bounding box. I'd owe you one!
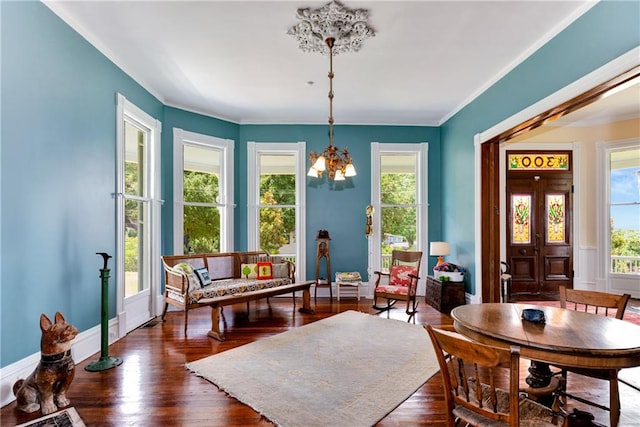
[44,0,599,126]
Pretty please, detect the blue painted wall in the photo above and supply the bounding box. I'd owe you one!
[440,0,640,295]
[1,0,637,368]
[1,2,163,366]
[239,125,440,281]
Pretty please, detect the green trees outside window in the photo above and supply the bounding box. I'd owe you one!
[260,175,295,255]
[380,172,417,254]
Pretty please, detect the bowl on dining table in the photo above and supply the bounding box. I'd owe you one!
[521,308,546,324]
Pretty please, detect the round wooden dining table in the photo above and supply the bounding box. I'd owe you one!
[451,303,640,425]
[451,303,640,370]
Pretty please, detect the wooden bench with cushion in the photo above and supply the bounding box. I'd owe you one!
[161,251,314,340]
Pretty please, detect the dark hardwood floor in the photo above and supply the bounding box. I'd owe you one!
[3,297,640,426]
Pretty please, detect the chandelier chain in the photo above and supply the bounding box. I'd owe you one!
[288,1,372,181]
[328,37,335,146]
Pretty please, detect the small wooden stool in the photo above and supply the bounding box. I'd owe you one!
[336,272,362,301]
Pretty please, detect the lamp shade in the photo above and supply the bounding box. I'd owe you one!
[430,241,450,257]
[344,163,357,177]
[313,155,326,171]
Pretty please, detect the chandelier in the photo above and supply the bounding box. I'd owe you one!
[287,1,375,181]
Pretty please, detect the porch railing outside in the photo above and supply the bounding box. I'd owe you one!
[381,254,392,272]
[611,255,640,274]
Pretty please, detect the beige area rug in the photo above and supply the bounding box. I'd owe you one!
[15,407,86,427]
[186,310,440,427]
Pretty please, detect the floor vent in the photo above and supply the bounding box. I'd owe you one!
[142,319,162,328]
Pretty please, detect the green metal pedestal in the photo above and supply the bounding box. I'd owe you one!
[85,253,123,372]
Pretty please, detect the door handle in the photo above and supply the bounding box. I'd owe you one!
[534,234,541,252]
[519,249,526,255]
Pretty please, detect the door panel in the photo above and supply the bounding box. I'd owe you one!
[540,178,572,292]
[506,151,573,298]
[507,181,539,293]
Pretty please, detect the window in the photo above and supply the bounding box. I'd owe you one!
[370,143,428,279]
[173,129,234,254]
[604,143,640,275]
[247,142,306,280]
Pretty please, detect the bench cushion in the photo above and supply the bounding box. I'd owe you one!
[188,277,292,303]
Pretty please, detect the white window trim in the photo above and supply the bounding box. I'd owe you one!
[596,137,640,298]
[116,93,162,337]
[247,141,307,282]
[370,142,428,295]
[173,128,234,254]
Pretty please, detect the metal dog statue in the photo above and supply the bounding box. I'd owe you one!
[13,312,78,414]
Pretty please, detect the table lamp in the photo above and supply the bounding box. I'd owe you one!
[430,241,450,267]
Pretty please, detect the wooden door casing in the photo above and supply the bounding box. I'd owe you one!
[480,68,639,304]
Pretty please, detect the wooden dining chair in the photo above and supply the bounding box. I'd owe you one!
[555,285,631,427]
[372,250,422,322]
[425,325,564,427]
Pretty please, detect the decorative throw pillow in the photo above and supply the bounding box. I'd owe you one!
[194,267,212,287]
[390,265,417,287]
[257,262,273,280]
[240,263,258,279]
[174,262,201,292]
[272,262,290,279]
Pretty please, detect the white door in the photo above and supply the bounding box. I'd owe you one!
[116,94,161,334]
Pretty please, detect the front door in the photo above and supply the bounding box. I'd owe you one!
[506,151,573,299]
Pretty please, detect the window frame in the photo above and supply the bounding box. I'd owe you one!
[173,128,234,254]
[597,138,640,296]
[370,142,428,292]
[247,142,307,281]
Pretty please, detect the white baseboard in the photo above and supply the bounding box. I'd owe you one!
[0,318,120,408]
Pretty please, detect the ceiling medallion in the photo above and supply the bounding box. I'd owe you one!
[287,1,375,55]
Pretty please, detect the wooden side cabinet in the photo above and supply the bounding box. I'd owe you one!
[425,276,465,314]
